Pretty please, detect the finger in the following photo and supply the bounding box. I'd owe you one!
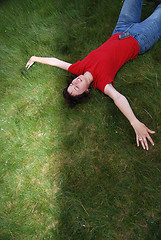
[27,64,31,70]
[136,137,139,147]
[143,137,149,151]
[147,134,154,146]
[147,129,155,134]
[140,139,145,150]
[25,61,29,67]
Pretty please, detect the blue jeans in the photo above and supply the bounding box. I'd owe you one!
[112,0,161,54]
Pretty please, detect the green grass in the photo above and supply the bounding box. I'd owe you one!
[0,0,161,239]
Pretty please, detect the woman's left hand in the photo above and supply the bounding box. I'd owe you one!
[131,119,155,150]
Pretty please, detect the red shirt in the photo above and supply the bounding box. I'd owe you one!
[68,33,140,93]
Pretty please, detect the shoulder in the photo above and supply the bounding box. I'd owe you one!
[67,63,72,70]
[104,83,121,100]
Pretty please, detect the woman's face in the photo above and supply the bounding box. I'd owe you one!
[67,75,89,96]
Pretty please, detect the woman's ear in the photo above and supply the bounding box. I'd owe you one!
[85,88,90,94]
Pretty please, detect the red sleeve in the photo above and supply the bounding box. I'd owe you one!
[68,60,85,76]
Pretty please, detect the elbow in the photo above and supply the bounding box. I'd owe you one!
[113,94,129,109]
[113,93,126,104]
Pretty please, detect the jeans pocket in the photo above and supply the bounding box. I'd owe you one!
[112,23,134,35]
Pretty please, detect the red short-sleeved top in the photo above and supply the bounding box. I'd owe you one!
[68,33,140,93]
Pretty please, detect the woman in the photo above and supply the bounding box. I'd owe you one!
[26,0,161,150]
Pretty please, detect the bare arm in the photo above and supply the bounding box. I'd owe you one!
[26,56,72,71]
[104,83,155,150]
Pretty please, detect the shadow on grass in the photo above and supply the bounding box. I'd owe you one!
[53,0,161,239]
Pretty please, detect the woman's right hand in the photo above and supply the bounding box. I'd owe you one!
[25,56,35,70]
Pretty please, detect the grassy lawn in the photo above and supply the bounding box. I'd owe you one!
[0,0,161,239]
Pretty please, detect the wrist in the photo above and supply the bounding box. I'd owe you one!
[32,56,37,62]
[130,118,140,127]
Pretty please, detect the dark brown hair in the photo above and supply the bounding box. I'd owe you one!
[63,85,90,108]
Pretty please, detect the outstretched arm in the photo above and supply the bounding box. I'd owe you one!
[26,56,72,71]
[104,83,155,150]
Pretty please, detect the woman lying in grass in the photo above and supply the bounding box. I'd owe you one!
[26,0,161,150]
